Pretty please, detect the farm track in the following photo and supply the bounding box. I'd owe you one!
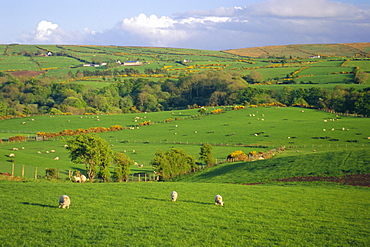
[274,173,370,187]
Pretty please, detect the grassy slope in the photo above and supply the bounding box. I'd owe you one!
[1,43,369,86]
[177,148,370,183]
[0,181,369,246]
[0,107,369,181]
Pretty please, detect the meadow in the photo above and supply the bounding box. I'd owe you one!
[0,107,369,180]
[0,181,369,246]
[2,43,369,86]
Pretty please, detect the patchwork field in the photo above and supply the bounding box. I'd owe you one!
[1,43,369,86]
[0,43,369,246]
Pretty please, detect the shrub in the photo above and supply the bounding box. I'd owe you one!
[45,168,57,179]
[227,150,247,161]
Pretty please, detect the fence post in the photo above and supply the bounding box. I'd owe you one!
[144,173,147,182]
[138,174,141,182]
[11,163,14,176]
[34,167,38,179]
[21,165,25,178]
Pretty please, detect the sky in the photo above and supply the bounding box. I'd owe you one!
[1,0,369,50]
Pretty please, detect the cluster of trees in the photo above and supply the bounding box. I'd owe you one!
[0,71,369,116]
[66,134,214,182]
[66,134,133,182]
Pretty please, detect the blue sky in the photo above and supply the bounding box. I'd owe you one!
[1,0,369,50]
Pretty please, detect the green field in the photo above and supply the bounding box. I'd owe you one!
[0,107,369,180]
[0,181,369,246]
[1,43,369,86]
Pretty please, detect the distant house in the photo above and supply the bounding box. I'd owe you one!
[309,55,321,59]
[46,51,52,56]
[123,61,142,66]
[183,59,193,63]
[101,62,107,66]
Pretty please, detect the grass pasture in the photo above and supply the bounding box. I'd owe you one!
[1,43,368,86]
[0,181,369,246]
[0,107,369,181]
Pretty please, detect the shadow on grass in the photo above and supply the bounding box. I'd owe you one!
[142,197,209,205]
[22,202,56,208]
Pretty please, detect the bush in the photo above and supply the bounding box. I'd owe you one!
[45,168,57,179]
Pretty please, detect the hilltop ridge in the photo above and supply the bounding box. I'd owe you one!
[223,42,370,58]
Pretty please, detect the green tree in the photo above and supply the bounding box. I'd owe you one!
[199,144,215,166]
[66,134,113,183]
[113,152,133,182]
[248,70,263,83]
[151,148,196,180]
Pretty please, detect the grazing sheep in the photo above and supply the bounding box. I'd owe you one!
[58,195,70,209]
[12,148,19,151]
[9,153,15,158]
[54,157,59,160]
[214,195,224,206]
[80,175,87,183]
[73,176,81,183]
[171,191,178,202]
[51,150,55,153]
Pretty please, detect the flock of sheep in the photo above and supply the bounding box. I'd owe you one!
[59,191,224,209]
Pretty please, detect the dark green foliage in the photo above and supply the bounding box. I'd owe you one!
[113,152,133,182]
[151,148,196,180]
[199,143,215,166]
[45,168,57,179]
[66,133,113,182]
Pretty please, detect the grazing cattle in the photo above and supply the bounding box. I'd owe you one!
[171,191,178,202]
[214,195,224,206]
[58,195,70,209]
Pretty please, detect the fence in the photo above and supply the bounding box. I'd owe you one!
[3,163,159,182]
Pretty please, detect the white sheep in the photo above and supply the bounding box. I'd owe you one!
[73,176,81,183]
[214,195,224,206]
[58,195,70,209]
[9,153,15,158]
[171,191,178,202]
[80,175,87,183]
[54,157,59,160]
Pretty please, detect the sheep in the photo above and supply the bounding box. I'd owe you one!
[12,148,19,151]
[214,195,224,206]
[54,157,59,160]
[80,175,87,183]
[138,164,143,168]
[171,191,178,202]
[51,150,55,153]
[58,195,70,209]
[73,176,81,183]
[9,153,15,158]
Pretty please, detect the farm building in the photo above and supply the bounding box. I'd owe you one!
[123,61,142,66]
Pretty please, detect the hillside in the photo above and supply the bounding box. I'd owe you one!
[223,42,370,58]
[1,107,369,183]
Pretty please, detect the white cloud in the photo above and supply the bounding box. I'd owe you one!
[34,20,59,41]
[19,0,370,50]
[246,0,368,19]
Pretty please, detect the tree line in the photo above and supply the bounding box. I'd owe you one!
[0,71,369,117]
